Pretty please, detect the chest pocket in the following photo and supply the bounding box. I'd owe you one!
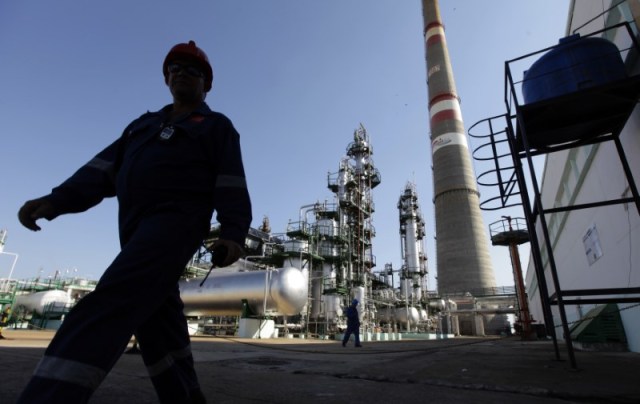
[116,118,159,174]
[128,121,215,196]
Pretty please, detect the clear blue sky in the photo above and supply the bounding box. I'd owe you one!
[0,0,569,287]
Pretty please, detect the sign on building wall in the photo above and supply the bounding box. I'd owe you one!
[583,223,603,266]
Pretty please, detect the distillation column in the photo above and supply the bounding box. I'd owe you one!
[421,0,496,296]
[398,182,428,304]
[332,124,381,324]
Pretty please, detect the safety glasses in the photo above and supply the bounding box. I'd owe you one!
[167,63,204,78]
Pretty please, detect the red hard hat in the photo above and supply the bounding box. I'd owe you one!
[163,40,213,92]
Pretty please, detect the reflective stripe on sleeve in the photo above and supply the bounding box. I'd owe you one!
[33,356,107,390]
[215,175,247,189]
[86,157,113,172]
[146,345,193,378]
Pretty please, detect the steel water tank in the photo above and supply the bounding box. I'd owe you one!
[523,34,626,104]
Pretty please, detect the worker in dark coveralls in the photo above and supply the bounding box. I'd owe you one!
[16,40,252,404]
[342,299,362,347]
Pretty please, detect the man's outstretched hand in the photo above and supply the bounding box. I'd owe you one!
[18,198,56,231]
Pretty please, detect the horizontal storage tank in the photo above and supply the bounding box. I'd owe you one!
[180,266,307,316]
[395,306,420,326]
[377,306,421,326]
[523,34,626,104]
[15,290,70,314]
[429,299,446,311]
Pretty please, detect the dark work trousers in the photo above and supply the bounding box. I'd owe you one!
[17,206,208,404]
[342,325,361,347]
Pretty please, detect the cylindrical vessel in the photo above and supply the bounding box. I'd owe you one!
[283,240,308,253]
[317,240,339,257]
[316,219,338,237]
[395,306,420,326]
[400,189,422,272]
[15,290,70,314]
[428,299,446,311]
[400,277,412,300]
[353,286,366,321]
[324,294,343,320]
[412,274,423,301]
[310,271,323,318]
[523,35,626,104]
[322,264,336,289]
[180,267,308,316]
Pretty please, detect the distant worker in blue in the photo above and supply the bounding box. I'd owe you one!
[342,299,362,347]
[16,40,252,404]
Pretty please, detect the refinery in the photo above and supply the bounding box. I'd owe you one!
[2,124,493,341]
[2,0,639,363]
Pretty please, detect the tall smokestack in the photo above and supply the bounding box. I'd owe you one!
[422,0,496,295]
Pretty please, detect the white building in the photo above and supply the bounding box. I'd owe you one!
[525,1,640,352]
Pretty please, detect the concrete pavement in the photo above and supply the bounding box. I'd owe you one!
[1,329,639,403]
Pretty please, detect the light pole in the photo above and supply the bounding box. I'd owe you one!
[1,230,19,289]
[1,251,19,292]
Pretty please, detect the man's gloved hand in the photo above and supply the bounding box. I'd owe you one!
[18,198,57,231]
[210,239,244,267]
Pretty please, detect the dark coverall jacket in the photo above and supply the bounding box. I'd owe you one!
[17,102,252,403]
[342,304,361,346]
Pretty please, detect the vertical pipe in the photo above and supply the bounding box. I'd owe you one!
[508,241,533,339]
